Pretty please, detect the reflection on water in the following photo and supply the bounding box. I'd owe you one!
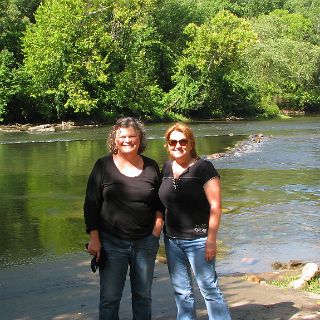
[0,116,319,273]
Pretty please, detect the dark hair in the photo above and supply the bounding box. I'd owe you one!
[108,117,147,154]
[164,122,198,159]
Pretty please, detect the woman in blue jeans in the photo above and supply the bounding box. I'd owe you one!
[159,123,231,320]
[84,117,163,320]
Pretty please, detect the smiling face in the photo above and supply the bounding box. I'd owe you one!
[115,126,141,156]
[168,130,193,162]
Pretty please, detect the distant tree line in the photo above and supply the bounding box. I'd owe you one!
[1,0,320,123]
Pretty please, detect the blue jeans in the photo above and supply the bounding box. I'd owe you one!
[99,232,160,320]
[165,236,231,320]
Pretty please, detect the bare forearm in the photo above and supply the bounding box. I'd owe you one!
[207,205,221,242]
[87,230,101,259]
[152,211,164,237]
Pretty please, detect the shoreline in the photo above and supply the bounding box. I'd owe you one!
[0,253,319,320]
[1,111,317,132]
[0,112,311,133]
[0,121,97,132]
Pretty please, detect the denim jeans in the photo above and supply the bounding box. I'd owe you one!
[99,232,160,320]
[165,236,231,320]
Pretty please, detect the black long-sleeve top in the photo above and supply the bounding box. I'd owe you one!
[84,154,162,239]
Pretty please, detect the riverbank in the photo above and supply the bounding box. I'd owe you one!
[0,121,92,132]
[0,112,297,132]
[0,254,319,320]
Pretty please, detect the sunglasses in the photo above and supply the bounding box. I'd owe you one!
[168,139,189,147]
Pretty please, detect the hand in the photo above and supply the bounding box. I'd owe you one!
[152,211,163,238]
[205,239,217,262]
[152,230,161,238]
[87,238,102,262]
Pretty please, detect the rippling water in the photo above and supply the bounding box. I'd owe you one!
[0,116,319,273]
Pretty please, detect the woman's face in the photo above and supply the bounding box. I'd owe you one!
[115,126,141,155]
[168,130,193,161]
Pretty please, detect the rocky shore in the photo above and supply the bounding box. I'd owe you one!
[0,121,88,132]
[245,261,319,289]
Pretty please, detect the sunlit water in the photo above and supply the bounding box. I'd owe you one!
[0,116,319,274]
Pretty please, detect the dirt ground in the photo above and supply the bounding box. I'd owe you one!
[0,253,319,320]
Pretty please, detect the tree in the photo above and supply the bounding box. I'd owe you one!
[234,0,287,17]
[0,50,17,120]
[165,10,258,118]
[22,0,170,121]
[248,10,320,111]
[285,0,320,44]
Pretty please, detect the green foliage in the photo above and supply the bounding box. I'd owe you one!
[1,0,320,122]
[253,9,314,42]
[269,274,320,294]
[248,11,320,111]
[0,0,37,63]
[285,0,320,44]
[237,0,287,17]
[0,50,23,121]
[166,10,258,118]
[22,0,168,121]
[23,0,94,118]
[306,274,320,294]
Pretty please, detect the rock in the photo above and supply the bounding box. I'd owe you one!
[250,133,264,143]
[61,121,75,128]
[241,257,259,266]
[28,124,55,132]
[290,278,306,289]
[272,261,288,270]
[247,275,265,283]
[288,260,305,269]
[206,153,225,159]
[288,262,319,290]
[205,133,271,160]
[301,263,319,281]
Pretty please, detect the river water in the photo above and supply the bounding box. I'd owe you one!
[0,116,319,274]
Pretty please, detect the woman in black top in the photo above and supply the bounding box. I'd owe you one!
[84,117,163,320]
[159,123,231,320]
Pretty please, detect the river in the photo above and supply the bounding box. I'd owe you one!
[0,116,319,274]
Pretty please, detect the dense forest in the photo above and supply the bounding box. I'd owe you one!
[1,0,320,123]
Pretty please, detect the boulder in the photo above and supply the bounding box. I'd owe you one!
[289,262,319,289]
[301,263,319,281]
[290,278,306,289]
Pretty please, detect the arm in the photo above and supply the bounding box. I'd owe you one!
[152,160,164,237]
[87,230,102,261]
[83,159,103,260]
[152,210,164,237]
[203,177,222,262]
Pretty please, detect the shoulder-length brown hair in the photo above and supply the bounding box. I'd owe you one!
[164,122,198,159]
[108,117,147,154]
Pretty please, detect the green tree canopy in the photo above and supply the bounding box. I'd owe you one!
[165,10,258,118]
[248,10,320,110]
[1,0,320,123]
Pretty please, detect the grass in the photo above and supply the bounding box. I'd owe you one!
[305,275,320,294]
[268,274,320,294]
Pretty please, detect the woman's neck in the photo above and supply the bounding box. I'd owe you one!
[172,156,197,179]
[113,153,143,177]
[174,156,196,168]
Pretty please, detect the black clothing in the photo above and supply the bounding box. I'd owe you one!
[84,154,162,240]
[159,158,220,239]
